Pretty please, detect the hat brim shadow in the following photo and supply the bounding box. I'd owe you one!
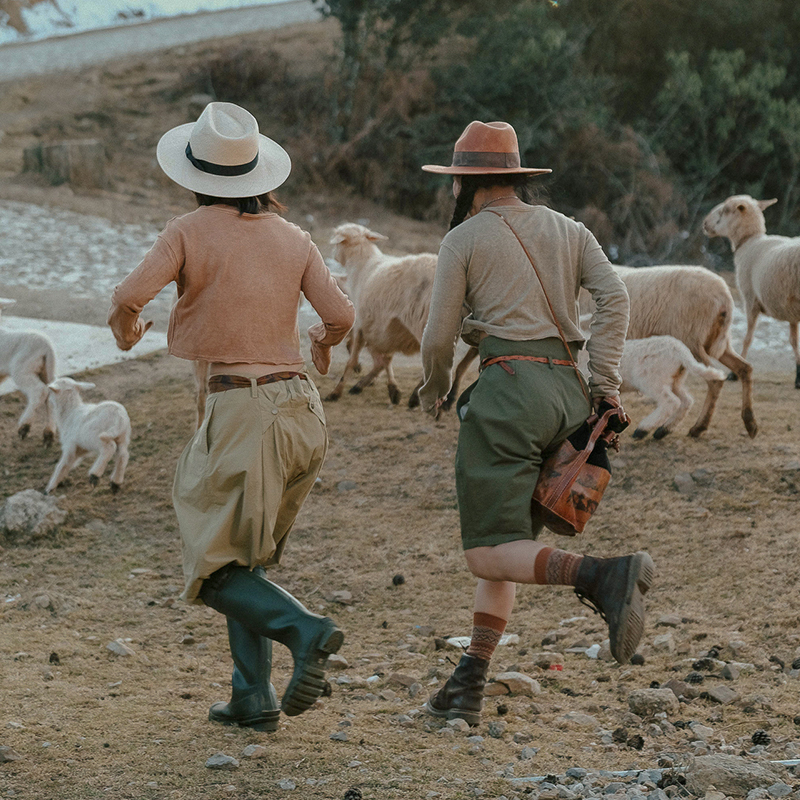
[157,123,292,198]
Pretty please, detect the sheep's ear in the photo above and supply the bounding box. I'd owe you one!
[758,198,778,210]
[365,230,388,242]
[47,383,60,393]
[76,381,96,391]
[330,231,347,244]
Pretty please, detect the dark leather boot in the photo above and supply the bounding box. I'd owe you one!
[208,615,280,732]
[574,551,655,664]
[425,654,489,726]
[200,565,344,718]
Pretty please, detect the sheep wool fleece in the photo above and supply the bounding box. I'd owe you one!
[174,375,327,604]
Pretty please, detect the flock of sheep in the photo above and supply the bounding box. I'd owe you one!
[1,193,798,496]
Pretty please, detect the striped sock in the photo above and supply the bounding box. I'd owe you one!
[466,612,507,662]
[533,547,584,585]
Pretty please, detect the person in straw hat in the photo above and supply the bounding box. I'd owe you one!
[108,102,355,732]
[419,121,655,725]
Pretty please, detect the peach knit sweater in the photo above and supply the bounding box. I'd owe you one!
[108,205,354,369]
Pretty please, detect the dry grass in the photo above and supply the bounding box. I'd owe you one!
[1,351,799,800]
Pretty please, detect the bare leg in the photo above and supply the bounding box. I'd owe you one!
[464,540,550,583]
[474,578,516,619]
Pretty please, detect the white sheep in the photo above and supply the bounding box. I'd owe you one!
[613,265,757,438]
[46,377,131,494]
[703,194,800,388]
[0,298,57,444]
[576,329,725,439]
[327,226,479,407]
[326,223,437,405]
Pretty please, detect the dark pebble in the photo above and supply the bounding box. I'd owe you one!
[630,653,645,666]
[392,574,405,586]
[627,734,645,750]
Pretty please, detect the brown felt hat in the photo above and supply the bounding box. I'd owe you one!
[421,120,551,176]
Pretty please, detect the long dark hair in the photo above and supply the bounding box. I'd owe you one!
[194,192,287,215]
[449,174,540,230]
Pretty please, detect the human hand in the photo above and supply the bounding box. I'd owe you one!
[118,319,153,351]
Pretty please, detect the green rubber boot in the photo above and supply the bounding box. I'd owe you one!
[200,565,344,718]
[208,613,280,732]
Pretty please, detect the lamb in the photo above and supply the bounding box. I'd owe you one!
[703,194,800,388]
[614,265,757,438]
[576,329,726,439]
[0,298,57,444]
[326,223,438,406]
[46,377,131,494]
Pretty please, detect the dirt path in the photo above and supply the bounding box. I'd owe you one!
[0,0,319,82]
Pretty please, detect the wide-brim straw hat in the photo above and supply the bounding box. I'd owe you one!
[422,120,551,176]
[157,101,291,198]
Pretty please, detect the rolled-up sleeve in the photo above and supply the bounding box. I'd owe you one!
[302,243,355,347]
[419,243,467,412]
[579,230,629,397]
[107,234,180,350]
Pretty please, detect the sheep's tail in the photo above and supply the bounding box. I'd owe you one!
[680,351,726,383]
[40,346,56,384]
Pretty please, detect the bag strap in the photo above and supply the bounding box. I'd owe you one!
[485,209,590,403]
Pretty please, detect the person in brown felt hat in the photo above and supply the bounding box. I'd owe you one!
[419,120,655,725]
[108,102,355,732]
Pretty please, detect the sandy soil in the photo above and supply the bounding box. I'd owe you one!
[1,18,800,800]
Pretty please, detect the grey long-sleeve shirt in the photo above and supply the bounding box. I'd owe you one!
[419,204,629,411]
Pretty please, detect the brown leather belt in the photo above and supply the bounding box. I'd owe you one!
[208,372,307,394]
[480,355,576,375]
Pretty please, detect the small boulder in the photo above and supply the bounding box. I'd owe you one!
[205,752,239,770]
[0,746,22,762]
[489,672,541,697]
[685,755,780,796]
[628,688,680,716]
[106,639,135,657]
[0,490,66,542]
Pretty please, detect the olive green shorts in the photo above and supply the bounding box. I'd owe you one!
[455,337,591,550]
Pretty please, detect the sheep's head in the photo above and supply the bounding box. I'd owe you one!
[329,223,388,267]
[703,195,777,246]
[48,377,96,396]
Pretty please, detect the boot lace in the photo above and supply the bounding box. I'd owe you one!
[574,589,607,622]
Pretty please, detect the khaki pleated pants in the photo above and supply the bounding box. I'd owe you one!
[173,375,327,604]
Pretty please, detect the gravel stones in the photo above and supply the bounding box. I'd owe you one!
[106,639,135,656]
[702,685,738,705]
[628,688,680,716]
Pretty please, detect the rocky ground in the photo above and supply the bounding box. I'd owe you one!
[1,16,800,800]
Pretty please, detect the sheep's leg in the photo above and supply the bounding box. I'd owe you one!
[633,389,682,440]
[88,436,117,486]
[384,357,401,405]
[789,322,800,389]
[686,347,724,438]
[717,346,757,438]
[46,445,80,494]
[193,359,209,429]
[408,378,423,408]
[739,304,760,361]
[13,373,49,441]
[441,347,480,411]
[348,353,388,398]
[109,437,130,494]
[327,330,364,402]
